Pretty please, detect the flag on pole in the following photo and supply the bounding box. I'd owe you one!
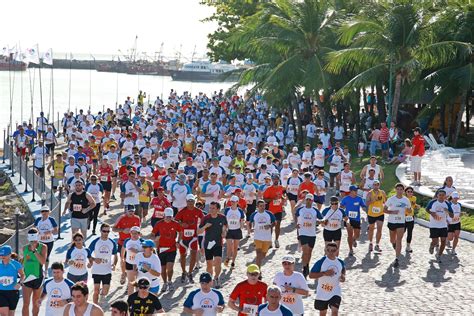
[42,48,53,65]
[1,46,9,57]
[9,46,18,60]
[15,49,29,66]
[26,45,40,64]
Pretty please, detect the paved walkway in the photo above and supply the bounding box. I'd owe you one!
[3,156,473,314]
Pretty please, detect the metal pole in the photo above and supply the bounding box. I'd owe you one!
[18,155,22,185]
[24,155,29,193]
[31,155,36,202]
[41,192,46,207]
[57,183,63,239]
[15,207,20,255]
[50,170,54,209]
[10,140,14,176]
[2,128,5,164]
[386,62,393,126]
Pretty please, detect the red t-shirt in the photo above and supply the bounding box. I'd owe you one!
[226,198,247,210]
[98,165,114,182]
[175,207,204,240]
[411,135,425,157]
[152,219,182,252]
[299,181,317,195]
[229,280,268,316]
[115,214,141,245]
[379,127,390,143]
[119,165,136,182]
[161,140,172,151]
[150,196,171,219]
[151,169,167,189]
[262,185,286,214]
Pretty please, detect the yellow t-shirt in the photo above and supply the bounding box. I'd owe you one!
[406,195,416,217]
[53,160,65,179]
[139,181,151,203]
[367,189,386,217]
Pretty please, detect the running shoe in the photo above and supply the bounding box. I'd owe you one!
[374,245,382,252]
[406,245,413,253]
[161,283,168,293]
[111,195,117,201]
[446,241,451,249]
[349,250,354,256]
[181,273,187,283]
[368,243,373,252]
[275,240,280,248]
[429,245,434,254]
[214,278,220,289]
[231,262,235,269]
[393,258,399,268]
[435,253,442,263]
[224,258,230,267]
[353,240,357,248]
[168,283,174,291]
[188,273,194,284]
[451,249,457,256]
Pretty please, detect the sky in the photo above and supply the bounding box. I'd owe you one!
[2,0,217,61]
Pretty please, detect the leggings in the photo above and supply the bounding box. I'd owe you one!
[89,203,101,232]
[405,221,414,243]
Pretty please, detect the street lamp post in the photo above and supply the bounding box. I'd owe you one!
[31,154,36,202]
[14,207,21,254]
[2,128,5,164]
[50,170,55,210]
[24,155,29,193]
[10,140,14,177]
[57,180,63,240]
[18,154,23,185]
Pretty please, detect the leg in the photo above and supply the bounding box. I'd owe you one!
[214,257,222,279]
[93,283,100,304]
[32,288,42,316]
[206,260,213,275]
[389,229,396,247]
[189,249,197,273]
[22,286,33,316]
[353,228,361,243]
[226,239,232,263]
[275,220,281,241]
[126,270,137,295]
[367,223,374,244]
[395,228,404,257]
[166,262,174,282]
[330,305,339,316]
[439,237,447,255]
[346,225,353,253]
[179,252,187,274]
[255,249,264,268]
[161,265,167,284]
[453,230,460,250]
[101,284,110,297]
[375,220,383,245]
[232,240,239,263]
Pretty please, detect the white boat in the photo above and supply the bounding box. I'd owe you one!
[171,60,239,82]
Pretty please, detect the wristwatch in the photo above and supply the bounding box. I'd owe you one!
[292,287,296,293]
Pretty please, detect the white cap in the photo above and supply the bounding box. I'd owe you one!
[157,162,165,168]
[224,144,231,150]
[261,149,268,154]
[40,205,50,212]
[282,159,289,164]
[139,171,147,177]
[292,146,298,151]
[305,193,314,200]
[230,195,239,202]
[27,233,39,242]
[164,207,174,217]
[130,226,141,233]
[186,194,196,201]
[451,191,460,199]
[178,166,185,171]
[281,255,295,263]
[273,142,278,146]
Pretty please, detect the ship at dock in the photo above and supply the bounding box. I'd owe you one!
[171,60,239,82]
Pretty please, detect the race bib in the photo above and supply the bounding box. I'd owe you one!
[73,261,85,269]
[127,253,136,262]
[49,299,61,308]
[242,304,258,315]
[348,211,358,219]
[273,199,282,206]
[40,233,52,242]
[433,214,443,221]
[258,225,267,231]
[72,204,82,212]
[394,216,402,221]
[0,276,14,286]
[100,176,108,182]
[372,207,381,214]
[321,283,334,292]
[405,216,414,222]
[154,210,164,219]
[282,293,296,305]
[183,229,194,238]
[453,216,460,222]
[303,222,313,228]
[19,141,25,148]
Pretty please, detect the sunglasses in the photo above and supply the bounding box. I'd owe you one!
[248,273,259,277]
[101,230,110,233]
[138,285,149,289]
[331,202,338,205]
[282,262,294,265]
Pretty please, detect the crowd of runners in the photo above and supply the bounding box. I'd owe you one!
[1,89,464,315]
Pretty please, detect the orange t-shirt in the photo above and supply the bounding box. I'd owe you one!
[299,181,317,195]
[263,185,285,214]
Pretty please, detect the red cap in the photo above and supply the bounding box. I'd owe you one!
[156,187,165,192]
[234,188,242,193]
[186,157,193,161]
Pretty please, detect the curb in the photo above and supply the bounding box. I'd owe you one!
[415,217,474,242]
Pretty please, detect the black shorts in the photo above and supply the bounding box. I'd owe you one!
[44,241,54,259]
[205,245,223,261]
[314,195,325,204]
[345,220,361,229]
[314,295,341,311]
[368,215,384,225]
[448,223,461,232]
[388,222,405,231]
[313,165,324,171]
[0,290,20,310]
[113,170,118,178]
[246,201,257,220]
[23,275,44,289]
[46,143,55,151]
[323,229,342,242]
[287,193,298,202]
[298,235,316,248]
[226,229,243,240]
[430,227,448,238]
[92,273,112,285]
[125,261,134,271]
[274,212,283,222]
[158,251,177,264]
[101,181,112,191]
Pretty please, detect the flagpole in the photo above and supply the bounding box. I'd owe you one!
[51,50,55,134]
[8,50,13,133]
[37,44,46,192]
[89,54,93,112]
[68,53,72,113]
[28,67,36,124]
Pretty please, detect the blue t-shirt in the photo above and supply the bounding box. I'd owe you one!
[340,195,366,222]
[0,260,23,290]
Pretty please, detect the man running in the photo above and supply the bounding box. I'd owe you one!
[257,286,292,316]
[63,181,96,240]
[38,262,74,315]
[262,174,286,248]
[183,272,225,315]
[365,180,386,252]
[340,185,366,256]
[223,195,245,268]
[249,200,276,271]
[63,282,104,316]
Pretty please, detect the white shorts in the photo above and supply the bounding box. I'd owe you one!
[411,156,422,173]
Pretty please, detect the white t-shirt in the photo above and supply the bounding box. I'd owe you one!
[224,207,245,230]
[295,206,321,237]
[88,237,117,275]
[249,211,276,241]
[311,256,345,301]
[273,272,309,315]
[43,278,74,315]
[426,199,453,228]
[133,252,162,289]
[385,195,410,224]
[313,148,325,167]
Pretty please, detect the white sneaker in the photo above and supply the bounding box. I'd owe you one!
[275,240,280,248]
[406,245,412,253]
[446,241,451,249]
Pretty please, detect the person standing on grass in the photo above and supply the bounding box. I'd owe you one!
[410,127,425,186]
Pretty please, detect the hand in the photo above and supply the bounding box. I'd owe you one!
[325,269,335,277]
[283,284,293,292]
[194,309,205,316]
[123,228,130,234]
[112,264,116,271]
[94,258,102,264]
[87,262,92,269]
[68,259,75,266]
[340,274,346,282]
[216,305,224,313]
[14,283,21,290]
[204,223,212,229]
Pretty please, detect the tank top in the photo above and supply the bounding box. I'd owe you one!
[339,171,353,192]
[68,303,93,316]
[271,149,282,159]
[367,190,385,217]
[365,164,381,179]
[70,191,90,219]
[233,158,246,169]
[405,195,416,222]
[53,161,65,179]
[23,243,44,278]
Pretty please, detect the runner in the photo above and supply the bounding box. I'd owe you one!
[88,223,118,304]
[97,157,114,215]
[85,175,104,235]
[365,180,386,252]
[309,242,346,316]
[295,194,323,278]
[120,171,141,213]
[337,163,356,197]
[121,226,143,295]
[340,185,366,256]
[242,174,259,237]
[127,277,165,315]
[426,189,454,263]
[21,228,48,316]
[360,156,384,182]
[149,187,171,228]
[321,197,348,252]
[359,168,377,200]
[170,174,192,214]
[327,147,344,192]
[65,232,93,283]
[183,272,225,315]
[384,183,411,268]
[133,240,162,294]
[249,200,276,271]
[137,171,152,222]
[272,255,310,316]
[38,262,74,316]
[228,264,268,316]
[223,195,245,268]
[152,208,182,292]
[63,282,104,316]
[0,245,24,316]
[33,205,58,273]
[404,186,419,253]
[63,181,96,239]
[198,202,228,288]
[256,285,292,316]
[286,169,303,223]
[262,174,286,248]
[201,172,225,213]
[313,170,328,211]
[175,194,204,284]
[447,191,462,255]
[110,300,128,316]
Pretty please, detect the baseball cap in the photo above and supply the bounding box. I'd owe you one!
[373,180,380,185]
[27,232,39,242]
[186,157,193,161]
[282,255,295,263]
[0,245,12,256]
[126,205,136,212]
[139,171,147,177]
[282,159,289,164]
[199,272,212,283]
[292,146,298,151]
[130,226,141,233]
[40,205,50,212]
[247,264,260,274]
[230,195,239,202]
[271,173,280,179]
[186,194,196,201]
[273,142,278,146]
[349,185,358,191]
[157,162,165,168]
[261,149,268,154]
[74,168,81,173]
[137,277,150,287]
[164,207,174,217]
[305,193,314,200]
[178,174,187,181]
[451,191,460,199]
[141,239,155,248]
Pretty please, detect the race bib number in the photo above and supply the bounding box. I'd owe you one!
[258,225,268,231]
[453,216,460,222]
[72,204,82,212]
[433,214,443,221]
[394,216,402,221]
[40,233,52,242]
[19,141,25,148]
[372,207,381,214]
[303,222,313,228]
[73,261,85,269]
[282,294,296,305]
[154,210,164,219]
[127,253,136,262]
[100,176,108,182]
[321,283,334,292]
[273,199,282,206]
[229,219,239,226]
[348,211,358,219]
[49,299,61,308]
[242,304,258,315]
[99,258,109,264]
[405,216,414,222]
[0,276,14,286]
[329,221,339,228]
[183,229,194,238]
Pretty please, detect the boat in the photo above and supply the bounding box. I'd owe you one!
[96,60,170,76]
[171,60,239,82]
[0,58,26,71]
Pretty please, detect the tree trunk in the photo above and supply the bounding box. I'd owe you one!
[376,84,387,122]
[453,90,467,146]
[362,89,368,113]
[292,99,304,148]
[446,103,452,144]
[440,103,446,133]
[466,94,470,133]
[315,95,329,130]
[391,73,403,124]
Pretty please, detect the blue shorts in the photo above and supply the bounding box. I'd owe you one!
[149,285,160,294]
[315,195,325,204]
[381,142,389,150]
